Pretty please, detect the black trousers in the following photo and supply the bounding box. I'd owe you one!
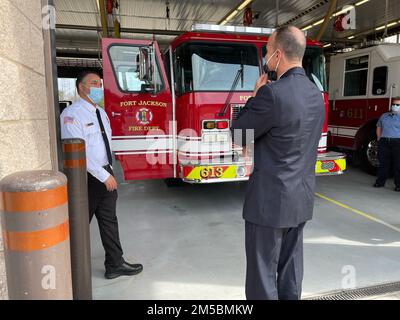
[87,167,123,268]
[376,138,400,187]
[245,221,305,300]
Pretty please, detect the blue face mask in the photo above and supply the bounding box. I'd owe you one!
[87,87,104,107]
[391,104,400,113]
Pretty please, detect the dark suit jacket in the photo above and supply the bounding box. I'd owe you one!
[231,67,324,228]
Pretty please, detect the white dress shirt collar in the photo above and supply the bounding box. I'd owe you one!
[79,97,97,113]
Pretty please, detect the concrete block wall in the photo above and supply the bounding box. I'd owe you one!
[0,0,52,300]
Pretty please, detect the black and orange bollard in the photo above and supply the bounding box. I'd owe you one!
[0,170,72,299]
[62,138,92,300]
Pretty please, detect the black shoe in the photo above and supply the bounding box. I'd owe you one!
[105,261,143,279]
[395,187,400,192]
[373,182,384,188]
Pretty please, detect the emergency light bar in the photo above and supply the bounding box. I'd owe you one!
[191,24,275,35]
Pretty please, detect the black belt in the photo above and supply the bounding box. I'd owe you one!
[380,137,400,141]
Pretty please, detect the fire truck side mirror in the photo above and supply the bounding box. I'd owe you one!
[139,47,152,82]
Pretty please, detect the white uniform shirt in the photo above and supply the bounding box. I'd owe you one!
[60,98,112,183]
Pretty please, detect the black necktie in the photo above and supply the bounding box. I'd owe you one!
[95,108,113,166]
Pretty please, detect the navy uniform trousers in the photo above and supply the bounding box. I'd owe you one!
[245,221,306,300]
[376,137,400,187]
[87,165,124,268]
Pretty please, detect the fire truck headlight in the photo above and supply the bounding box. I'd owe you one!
[203,134,217,143]
[216,133,229,142]
[203,133,229,143]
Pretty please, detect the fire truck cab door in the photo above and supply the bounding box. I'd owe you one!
[102,38,174,181]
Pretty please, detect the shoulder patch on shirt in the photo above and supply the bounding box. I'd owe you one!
[63,116,75,124]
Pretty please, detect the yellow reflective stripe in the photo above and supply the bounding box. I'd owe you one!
[221,166,236,178]
[339,159,347,171]
[185,167,201,180]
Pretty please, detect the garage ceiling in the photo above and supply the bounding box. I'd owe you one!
[54,0,400,57]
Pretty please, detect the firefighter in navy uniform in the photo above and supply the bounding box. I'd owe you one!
[374,97,400,192]
[60,70,143,279]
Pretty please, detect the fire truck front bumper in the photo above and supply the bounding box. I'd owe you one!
[316,151,346,176]
[180,151,346,183]
[181,162,252,184]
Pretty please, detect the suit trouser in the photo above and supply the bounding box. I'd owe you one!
[245,221,305,300]
[376,138,400,187]
[87,168,124,269]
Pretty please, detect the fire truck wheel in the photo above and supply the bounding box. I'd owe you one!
[359,132,379,176]
[164,178,185,187]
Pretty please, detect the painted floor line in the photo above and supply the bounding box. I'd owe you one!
[315,192,400,234]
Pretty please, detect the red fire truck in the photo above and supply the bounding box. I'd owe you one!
[328,43,400,175]
[101,24,346,184]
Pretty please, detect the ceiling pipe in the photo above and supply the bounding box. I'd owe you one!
[98,0,109,37]
[315,0,337,41]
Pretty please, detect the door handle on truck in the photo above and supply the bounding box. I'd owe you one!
[112,112,122,117]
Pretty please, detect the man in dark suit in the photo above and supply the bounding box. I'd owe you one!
[231,25,324,300]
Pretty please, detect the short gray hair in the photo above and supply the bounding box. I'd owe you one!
[274,25,306,62]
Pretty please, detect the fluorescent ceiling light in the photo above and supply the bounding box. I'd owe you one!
[238,0,253,11]
[225,10,239,22]
[375,21,398,30]
[312,19,324,26]
[355,0,369,6]
[300,0,369,32]
[302,25,313,31]
[219,0,253,25]
[333,5,355,17]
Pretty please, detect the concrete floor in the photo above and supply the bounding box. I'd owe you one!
[89,164,400,300]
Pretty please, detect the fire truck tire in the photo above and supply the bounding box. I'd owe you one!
[359,132,379,176]
[164,178,185,187]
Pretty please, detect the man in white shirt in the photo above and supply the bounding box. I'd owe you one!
[60,70,143,279]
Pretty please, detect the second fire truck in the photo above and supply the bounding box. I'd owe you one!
[101,24,346,184]
[328,43,400,175]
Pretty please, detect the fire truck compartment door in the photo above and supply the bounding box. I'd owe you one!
[102,38,174,181]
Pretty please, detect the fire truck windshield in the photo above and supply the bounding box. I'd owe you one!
[302,47,327,92]
[174,42,259,94]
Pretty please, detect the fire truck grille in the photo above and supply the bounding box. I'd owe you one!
[231,104,245,121]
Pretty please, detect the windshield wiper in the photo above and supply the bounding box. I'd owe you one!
[218,51,244,117]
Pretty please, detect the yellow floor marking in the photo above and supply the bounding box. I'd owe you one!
[315,192,400,234]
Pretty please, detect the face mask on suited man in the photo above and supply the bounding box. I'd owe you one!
[263,49,281,82]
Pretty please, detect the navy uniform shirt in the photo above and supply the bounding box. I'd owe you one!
[60,98,112,182]
[377,112,400,138]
